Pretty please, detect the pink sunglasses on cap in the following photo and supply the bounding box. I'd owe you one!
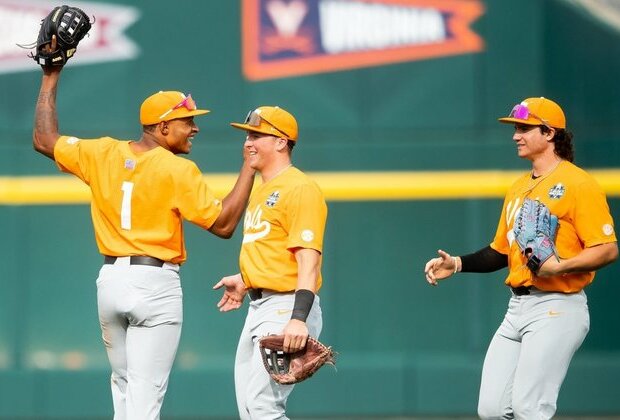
[509,103,550,128]
[158,94,197,119]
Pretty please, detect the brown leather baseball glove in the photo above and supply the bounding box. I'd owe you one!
[259,335,336,385]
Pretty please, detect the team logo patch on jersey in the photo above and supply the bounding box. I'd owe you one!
[124,159,136,170]
[266,191,280,207]
[548,183,565,199]
[66,136,79,145]
[301,229,314,242]
[603,224,614,236]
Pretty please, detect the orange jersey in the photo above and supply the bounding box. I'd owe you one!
[54,136,223,264]
[239,166,327,292]
[491,160,616,292]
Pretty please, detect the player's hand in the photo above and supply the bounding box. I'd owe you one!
[40,35,62,74]
[536,257,563,277]
[240,146,257,175]
[242,142,251,162]
[424,249,458,285]
[281,319,308,353]
[213,273,247,312]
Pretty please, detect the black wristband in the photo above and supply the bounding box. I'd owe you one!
[291,289,315,322]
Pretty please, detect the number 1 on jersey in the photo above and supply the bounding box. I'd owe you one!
[121,181,134,230]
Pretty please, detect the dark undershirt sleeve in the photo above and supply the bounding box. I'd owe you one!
[460,246,508,273]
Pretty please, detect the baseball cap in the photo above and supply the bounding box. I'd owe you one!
[140,91,209,125]
[498,97,566,129]
[230,106,298,141]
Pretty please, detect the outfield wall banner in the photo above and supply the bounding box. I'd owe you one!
[0,0,140,75]
[242,0,485,80]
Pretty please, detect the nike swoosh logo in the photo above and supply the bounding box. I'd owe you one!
[548,310,562,316]
[276,309,292,315]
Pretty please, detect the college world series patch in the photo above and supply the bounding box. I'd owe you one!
[548,183,565,199]
[266,191,280,207]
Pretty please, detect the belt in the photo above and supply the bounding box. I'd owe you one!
[247,288,294,301]
[103,255,165,267]
[511,285,532,296]
[248,288,263,301]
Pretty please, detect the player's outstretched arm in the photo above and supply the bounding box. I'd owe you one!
[209,161,256,239]
[33,36,62,160]
[213,273,247,312]
[424,249,459,286]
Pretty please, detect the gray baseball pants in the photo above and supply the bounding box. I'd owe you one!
[235,291,323,420]
[478,288,589,419]
[96,257,183,420]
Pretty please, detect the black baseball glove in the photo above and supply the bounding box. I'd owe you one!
[513,198,560,274]
[259,335,336,385]
[30,5,92,66]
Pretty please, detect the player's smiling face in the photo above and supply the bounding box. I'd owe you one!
[512,123,553,160]
[166,117,198,154]
[244,131,279,171]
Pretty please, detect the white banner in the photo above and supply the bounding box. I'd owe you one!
[0,0,140,74]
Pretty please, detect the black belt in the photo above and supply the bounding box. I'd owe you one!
[103,255,165,267]
[511,285,532,296]
[247,288,294,301]
[248,288,263,301]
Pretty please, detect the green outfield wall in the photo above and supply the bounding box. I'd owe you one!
[1,0,620,418]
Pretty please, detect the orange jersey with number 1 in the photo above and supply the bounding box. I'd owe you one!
[239,166,327,292]
[54,136,223,264]
[491,160,616,292]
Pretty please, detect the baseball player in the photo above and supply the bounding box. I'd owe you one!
[213,106,328,420]
[424,97,618,419]
[33,62,255,418]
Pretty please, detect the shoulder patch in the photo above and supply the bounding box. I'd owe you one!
[301,229,315,242]
[603,224,614,236]
[66,137,80,145]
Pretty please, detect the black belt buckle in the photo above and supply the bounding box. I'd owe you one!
[248,289,263,301]
[103,255,165,267]
[511,285,532,296]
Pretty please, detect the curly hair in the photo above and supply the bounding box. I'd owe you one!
[542,126,574,163]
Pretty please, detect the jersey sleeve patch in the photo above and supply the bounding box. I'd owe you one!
[603,224,615,236]
[301,229,315,242]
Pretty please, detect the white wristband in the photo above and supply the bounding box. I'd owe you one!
[452,256,458,274]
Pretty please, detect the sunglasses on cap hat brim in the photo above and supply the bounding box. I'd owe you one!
[244,109,292,139]
[158,94,197,120]
[508,103,551,128]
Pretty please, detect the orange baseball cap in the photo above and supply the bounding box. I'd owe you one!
[140,91,209,125]
[230,106,298,141]
[498,97,566,129]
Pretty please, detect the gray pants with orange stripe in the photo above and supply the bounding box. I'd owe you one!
[478,288,589,419]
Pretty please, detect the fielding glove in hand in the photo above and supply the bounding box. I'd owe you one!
[259,335,336,385]
[514,198,560,274]
[28,5,92,66]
